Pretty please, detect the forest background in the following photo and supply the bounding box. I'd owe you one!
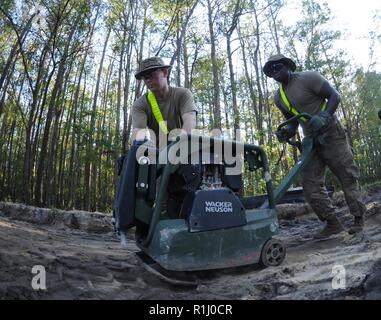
[0,0,380,213]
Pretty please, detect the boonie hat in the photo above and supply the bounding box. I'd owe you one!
[135,56,171,80]
[263,54,296,77]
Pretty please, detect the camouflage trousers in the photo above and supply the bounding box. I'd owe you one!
[301,118,367,222]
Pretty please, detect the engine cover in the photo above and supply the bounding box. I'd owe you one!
[180,188,247,232]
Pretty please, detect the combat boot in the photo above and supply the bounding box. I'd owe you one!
[313,215,344,239]
[348,216,364,234]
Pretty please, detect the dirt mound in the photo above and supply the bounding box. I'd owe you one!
[0,202,113,233]
[0,192,380,300]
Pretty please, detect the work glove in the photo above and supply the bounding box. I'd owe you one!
[275,125,297,143]
[132,139,146,147]
[309,111,331,133]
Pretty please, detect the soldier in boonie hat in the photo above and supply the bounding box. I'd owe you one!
[262,52,367,239]
[131,55,197,146]
[130,56,197,219]
[135,56,172,80]
[262,53,296,77]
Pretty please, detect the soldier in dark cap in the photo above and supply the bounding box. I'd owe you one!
[263,54,366,238]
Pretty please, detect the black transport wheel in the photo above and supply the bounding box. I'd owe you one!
[260,238,286,267]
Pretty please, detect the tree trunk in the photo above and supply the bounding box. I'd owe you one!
[22,44,50,203]
[0,11,35,116]
[183,37,190,89]
[226,33,239,138]
[83,28,110,211]
[207,0,222,130]
[35,12,80,207]
[116,29,127,156]
[252,8,265,145]
[67,5,100,209]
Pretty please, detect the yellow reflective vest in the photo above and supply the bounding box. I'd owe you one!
[279,84,327,122]
[147,90,169,134]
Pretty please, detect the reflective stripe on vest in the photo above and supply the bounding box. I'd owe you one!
[147,90,169,134]
[279,84,327,122]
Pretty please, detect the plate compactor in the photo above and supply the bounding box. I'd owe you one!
[113,114,316,283]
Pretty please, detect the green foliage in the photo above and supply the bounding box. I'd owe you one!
[348,69,381,182]
[0,0,380,211]
[284,0,348,81]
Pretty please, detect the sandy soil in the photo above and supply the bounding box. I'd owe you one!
[0,191,380,300]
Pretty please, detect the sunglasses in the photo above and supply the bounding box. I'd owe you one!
[271,63,284,73]
[141,68,163,80]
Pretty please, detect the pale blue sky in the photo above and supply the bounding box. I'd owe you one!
[281,0,381,71]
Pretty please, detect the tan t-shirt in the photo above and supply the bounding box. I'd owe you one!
[132,86,197,145]
[274,71,328,133]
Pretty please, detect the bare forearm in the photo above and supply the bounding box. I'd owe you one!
[181,112,197,133]
[318,81,341,115]
[131,128,146,141]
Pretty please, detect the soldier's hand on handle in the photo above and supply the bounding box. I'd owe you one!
[309,111,331,133]
[275,124,297,143]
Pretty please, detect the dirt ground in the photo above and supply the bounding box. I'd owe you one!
[0,190,380,300]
